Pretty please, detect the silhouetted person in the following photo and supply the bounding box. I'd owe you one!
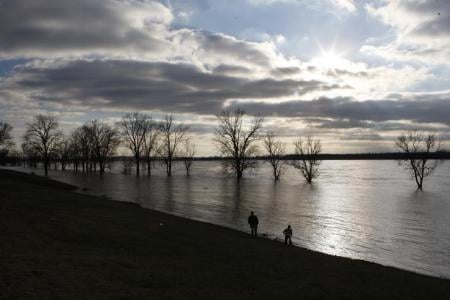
[283,225,293,246]
[248,211,259,237]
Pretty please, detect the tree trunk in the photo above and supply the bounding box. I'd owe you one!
[44,159,48,176]
[417,176,424,191]
[135,155,140,176]
[273,168,279,181]
[99,160,104,174]
[167,159,172,176]
[147,156,151,176]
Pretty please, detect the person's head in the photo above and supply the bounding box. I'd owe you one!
[250,211,254,215]
[288,225,291,228]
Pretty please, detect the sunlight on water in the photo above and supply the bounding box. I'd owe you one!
[11,160,450,278]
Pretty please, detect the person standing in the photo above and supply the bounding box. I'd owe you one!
[283,225,293,246]
[248,211,259,237]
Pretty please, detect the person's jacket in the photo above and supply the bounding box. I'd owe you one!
[283,228,292,237]
[248,215,259,226]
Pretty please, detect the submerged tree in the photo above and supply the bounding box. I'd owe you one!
[71,125,94,173]
[214,107,263,180]
[182,140,196,176]
[21,141,39,168]
[88,120,121,174]
[143,117,159,176]
[0,121,14,152]
[159,115,188,176]
[264,131,287,181]
[292,136,321,183]
[0,122,15,164]
[56,136,72,171]
[23,115,62,176]
[118,112,149,176]
[395,131,442,191]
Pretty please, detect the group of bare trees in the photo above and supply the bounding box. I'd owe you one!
[0,107,445,191]
[119,113,192,176]
[21,116,121,176]
[19,113,193,177]
[214,107,322,183]
[215,108,444,190]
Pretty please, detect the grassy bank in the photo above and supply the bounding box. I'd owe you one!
[1,169,449,299]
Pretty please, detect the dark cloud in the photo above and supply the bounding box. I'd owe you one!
[4,58,450,130]
[339,132,384,141]
[270,67,301,77]
[0,0,287,72]
[187,30,273,67]
[0,0,170,58]
[326,69,370,78]
[6,59,334,114]
[211,64,252,75]
[400,0,450,38]
[233,96,450,125]
[311,118,447,133]
[316,119,372,129]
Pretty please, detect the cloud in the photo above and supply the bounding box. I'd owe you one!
[0,59,338,115]
[331,0,355,12]
[0,0,286,72]
[0,0,448,151]
[232,93,450,125]
[0,56,445,143]
[363,0,450,64]
[0,0,173,59]
[0,0,431,99]
[171,29,279,69]
[248,0,356,12]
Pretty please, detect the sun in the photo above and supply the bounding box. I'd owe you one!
[315,50,347,70]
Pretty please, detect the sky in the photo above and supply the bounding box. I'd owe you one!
[0,0,449,155]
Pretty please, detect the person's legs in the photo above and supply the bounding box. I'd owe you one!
[284,236,288,244]
[289,236,292,245]
[254,225,258,237]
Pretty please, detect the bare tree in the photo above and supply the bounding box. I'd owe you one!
[395,131,442,191]
[264,132,287,181]
[292,136,322,183]
[0,122,15,164]
[56,136,72,171]
[214,107,263,180]
[21,141,39,168]
[118,112,148,175]
[143,118,159,176]
[0,122,14,152]
[88,120,121,174]
[23,115,62,176]
[72,125,94,173]
[182,140,196,176]
[68,133,82,172]
[159,115,188,176]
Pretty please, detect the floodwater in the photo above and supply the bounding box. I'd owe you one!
[11,160,450,278]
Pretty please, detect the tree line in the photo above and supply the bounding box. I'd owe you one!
[0,108,444,191]
[4,113,193,178]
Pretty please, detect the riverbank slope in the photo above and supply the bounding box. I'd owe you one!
[1,169,449,299]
